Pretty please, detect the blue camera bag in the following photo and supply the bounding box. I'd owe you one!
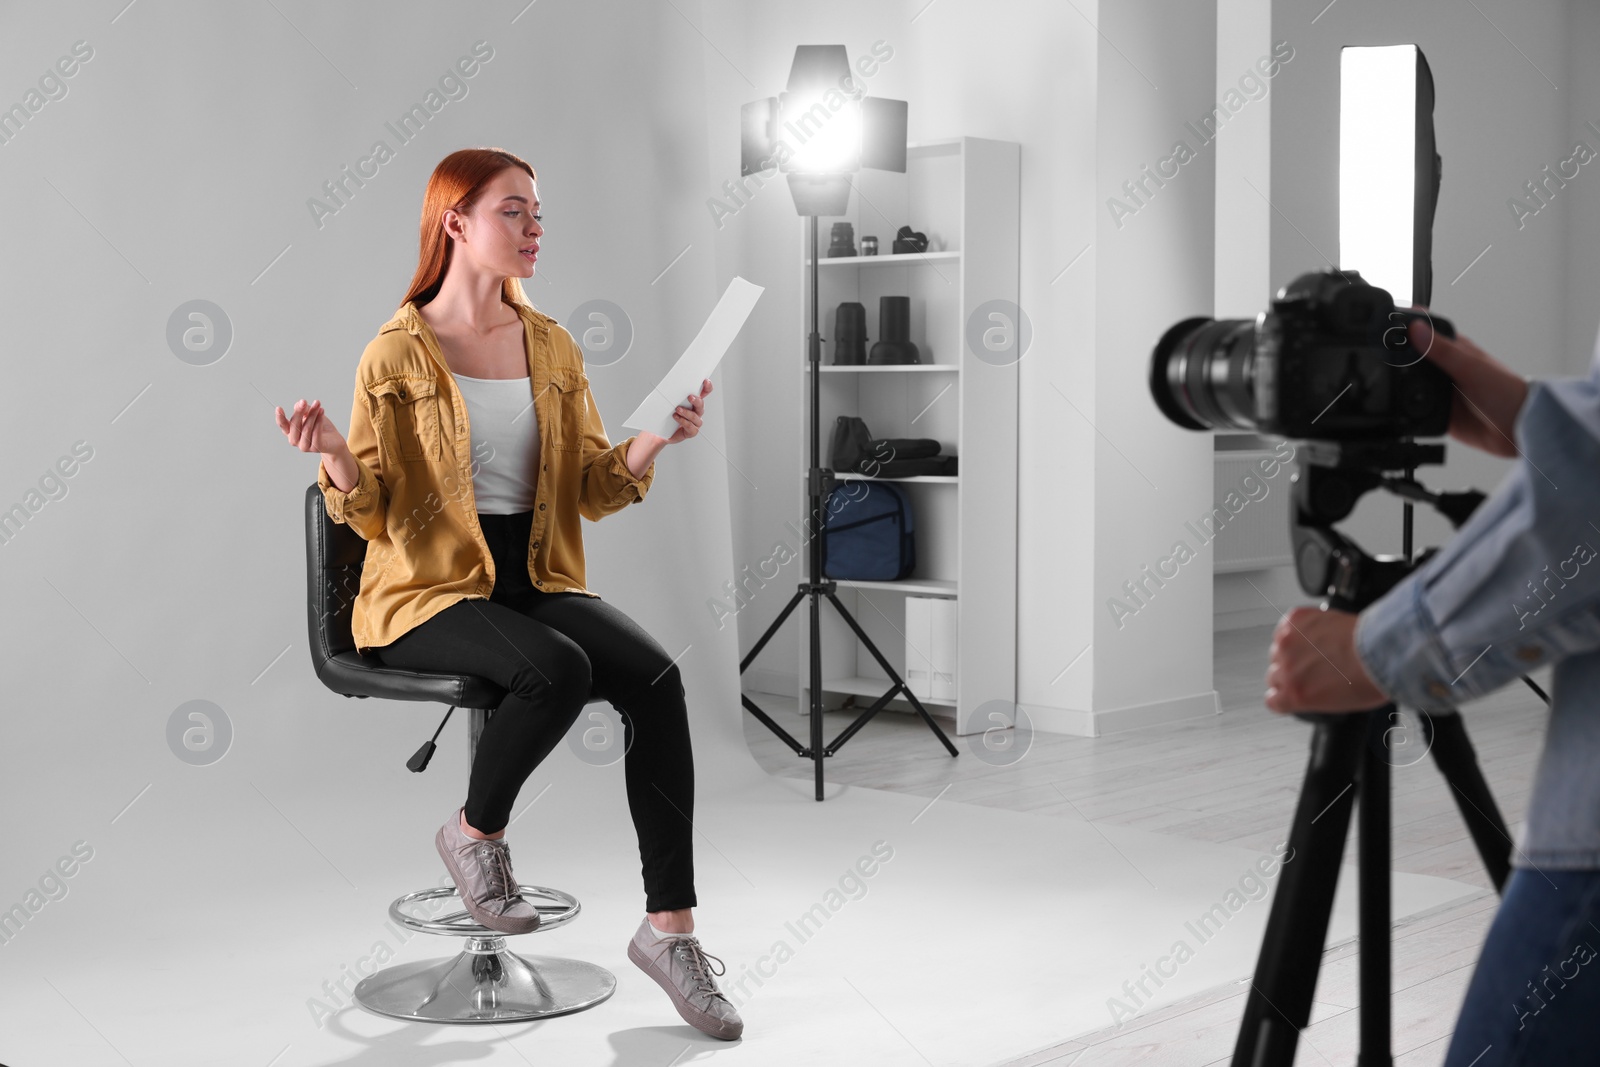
[820,482,916,580]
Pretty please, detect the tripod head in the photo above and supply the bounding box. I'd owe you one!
[1289,439,1486,614]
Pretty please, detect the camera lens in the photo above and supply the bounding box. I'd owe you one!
[1148,316,1259,433]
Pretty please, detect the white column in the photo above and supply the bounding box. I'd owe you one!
[1086,0,1221,733]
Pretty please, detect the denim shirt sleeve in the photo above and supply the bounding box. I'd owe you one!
[1354,367,1600,711]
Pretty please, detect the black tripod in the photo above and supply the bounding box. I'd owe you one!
[1231,440,1535,1066]
[738,214,959,802]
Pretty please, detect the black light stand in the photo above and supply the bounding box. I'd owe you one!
[738,212,959,802]
[734,45,957,801]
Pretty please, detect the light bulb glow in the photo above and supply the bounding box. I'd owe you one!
[779,92,862,174]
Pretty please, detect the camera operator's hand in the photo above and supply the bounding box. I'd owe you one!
[1263,605,1390,714]
[1408,313,1529,458]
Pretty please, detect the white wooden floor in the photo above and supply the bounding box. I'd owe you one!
[741,623,1550,1066]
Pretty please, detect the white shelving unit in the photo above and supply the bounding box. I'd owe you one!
[796,136,1020,737]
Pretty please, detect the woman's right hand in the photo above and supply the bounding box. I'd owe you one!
[1407,312,1530,459]
[275,398,348,458]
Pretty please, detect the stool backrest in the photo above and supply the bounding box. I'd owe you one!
[304,483,367,673]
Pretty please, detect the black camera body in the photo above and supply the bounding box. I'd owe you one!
[1149,269,1455,441]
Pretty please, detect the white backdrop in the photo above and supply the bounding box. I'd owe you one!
[0,0,770,929]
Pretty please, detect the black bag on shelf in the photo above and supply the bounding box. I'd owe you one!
[828,415,957,478]
[821,482,916,580]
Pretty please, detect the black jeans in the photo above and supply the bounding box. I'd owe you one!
[374,509,696,913]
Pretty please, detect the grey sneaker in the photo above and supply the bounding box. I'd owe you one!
[627,916,744,1040]
[434,807,540,935]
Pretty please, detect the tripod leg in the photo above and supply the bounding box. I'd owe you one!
[1232,714,1367,1067]
[809,584,825,801]
[1357,709,1392,1066]
[740,586,807,675]
[1426,711,1512,892]
[739,588,812,756]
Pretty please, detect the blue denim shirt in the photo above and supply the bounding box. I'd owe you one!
[1355,345,1600,869]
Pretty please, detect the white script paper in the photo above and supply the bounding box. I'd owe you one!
[622,276,764,438]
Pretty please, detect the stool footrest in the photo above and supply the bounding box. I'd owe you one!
[390,882,581,937]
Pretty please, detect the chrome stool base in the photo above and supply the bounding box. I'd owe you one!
[354,945,617,1023]
[354,882,616,1024]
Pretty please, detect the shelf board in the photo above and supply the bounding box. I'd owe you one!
[806,250,960,267]
[807,364,959,372]
[907,138,962,157]
[830,472,957,483]
[801,675,957,707]
[802,571,957,595]
[835,577,957,596]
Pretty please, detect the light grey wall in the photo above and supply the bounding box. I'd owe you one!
[1215,0,1275,322]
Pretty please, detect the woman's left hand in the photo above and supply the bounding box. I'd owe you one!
[664,378,712,445]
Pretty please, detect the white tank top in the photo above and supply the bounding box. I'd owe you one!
[453,373,540,514]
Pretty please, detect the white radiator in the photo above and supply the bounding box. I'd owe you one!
[1211,451,1294,573]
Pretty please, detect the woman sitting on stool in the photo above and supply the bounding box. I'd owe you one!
[274,146,738,1042]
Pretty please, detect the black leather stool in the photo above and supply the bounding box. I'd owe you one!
[304,484,615,1023]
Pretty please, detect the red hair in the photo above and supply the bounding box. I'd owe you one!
[399,147,538,311]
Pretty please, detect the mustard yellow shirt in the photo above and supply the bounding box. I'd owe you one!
[317,298,655,652]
